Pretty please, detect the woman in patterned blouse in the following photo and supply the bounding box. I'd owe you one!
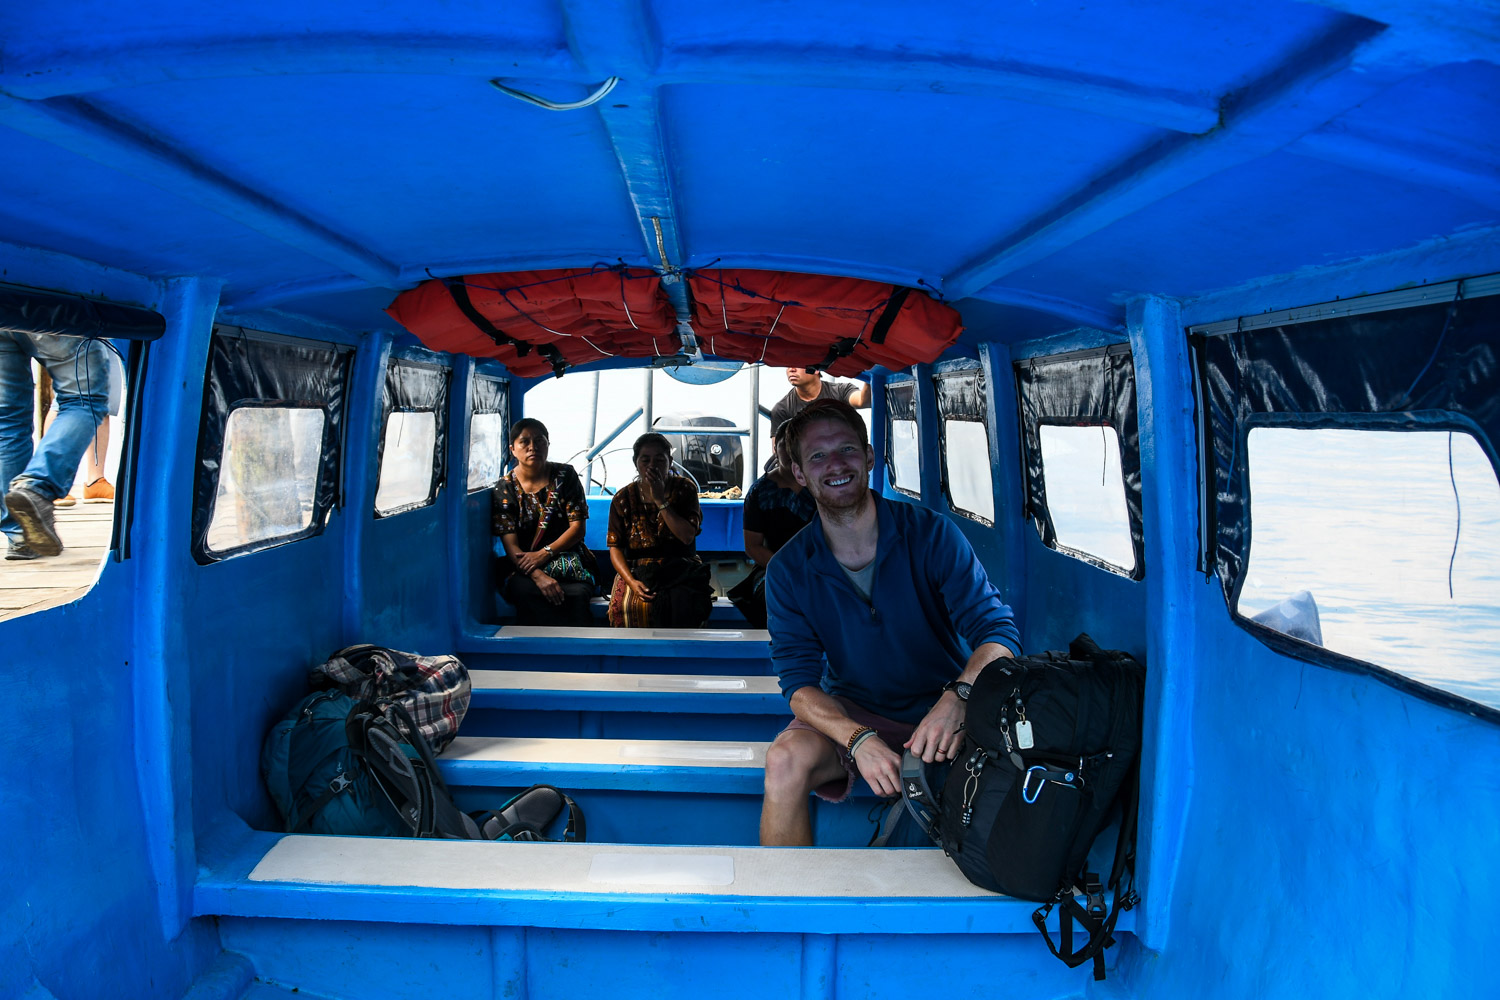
[606,432,712,628]
[492,418,595,626]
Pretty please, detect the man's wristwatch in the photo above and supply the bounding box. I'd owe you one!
[943,680,972,701]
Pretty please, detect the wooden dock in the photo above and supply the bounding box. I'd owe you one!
[0,500,114,622]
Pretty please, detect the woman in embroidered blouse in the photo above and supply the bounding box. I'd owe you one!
[606,432,711,628]
[492,418,595,626]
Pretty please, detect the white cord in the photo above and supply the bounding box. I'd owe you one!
[489,76,620,112]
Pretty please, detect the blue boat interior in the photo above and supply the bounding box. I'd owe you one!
[1,2,1497,998]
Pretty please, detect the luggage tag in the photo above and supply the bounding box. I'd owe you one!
[1015,706,1034,750]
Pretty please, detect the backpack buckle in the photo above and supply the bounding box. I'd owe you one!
[328,773,353,794]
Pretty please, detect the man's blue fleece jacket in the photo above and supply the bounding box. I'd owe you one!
[765,494,1021,723]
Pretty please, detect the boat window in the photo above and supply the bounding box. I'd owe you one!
[1193,284,1500,721]
[523,367,789,494]
[1015,345,1144,578]
[205,407,325,552]
[886,379,920,498]
[1037,424,1135,574]
[467,375,509,492]
[1239,427,1500,711]
[374,358,450,517]
[191,328,352,563]
[934,366,993,524]
[376,411,439,513]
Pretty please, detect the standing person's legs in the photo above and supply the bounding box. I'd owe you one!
[82,350,123,500]
[0,333,37,547]
[4,335,108,556]
[12,335,109,497]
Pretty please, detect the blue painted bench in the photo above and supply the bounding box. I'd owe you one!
[458,625,775,675]
[463,669,790,741]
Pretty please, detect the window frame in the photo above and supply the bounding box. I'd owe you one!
[884,375,921,499]
[191,327,353,563]
[1190,278,1500,725]
[466,373,510,493]
[373,356,451,518]
[933,361,994,526]
[1014,343,1145,580]
[1034,420,1137,575]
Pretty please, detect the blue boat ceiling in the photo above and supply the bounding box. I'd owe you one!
[1,1,1495,349]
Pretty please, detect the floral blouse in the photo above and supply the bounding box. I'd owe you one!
[492,462,588,550]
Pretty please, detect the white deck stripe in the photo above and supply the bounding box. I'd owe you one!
[492,625,769,642]
[443,737,767,768]
[249,838,998,898]
[469,669,780,695]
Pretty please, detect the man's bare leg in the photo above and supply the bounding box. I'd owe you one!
[759,728,848,846]
[84,416,110,483]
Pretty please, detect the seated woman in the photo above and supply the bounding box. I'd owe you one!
[606,432,713,628]
[492,418,596,626]
[729,423,816,627]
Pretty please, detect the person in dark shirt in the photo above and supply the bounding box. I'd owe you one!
[730,423,816,627]
[492,418,596,626]
[767,367,870,436]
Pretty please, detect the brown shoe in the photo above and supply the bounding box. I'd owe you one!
[83,477,115,502]
[55,492,79,507]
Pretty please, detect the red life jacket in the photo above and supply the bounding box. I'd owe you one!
[385,266,962,378]
[385,267,679,379]
[686,270,963,377]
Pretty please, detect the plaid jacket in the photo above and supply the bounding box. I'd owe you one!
[313,644,471,752]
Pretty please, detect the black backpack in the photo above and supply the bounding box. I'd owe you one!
[263,692,585,843]
[903,634,1144,980]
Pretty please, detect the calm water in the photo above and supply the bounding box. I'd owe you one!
[1240,428,1500,711]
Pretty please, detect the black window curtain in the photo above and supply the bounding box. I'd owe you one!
[1014,344,1144,579]
[1194,291,1500,606]
[0,282,165,340]
[192,328,354,562]
[375,357,451,515]
[471,374,509,418]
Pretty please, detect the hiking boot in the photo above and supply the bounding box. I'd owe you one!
[3,485,63,557]
[83,477,115,502]
[4,539,39,560]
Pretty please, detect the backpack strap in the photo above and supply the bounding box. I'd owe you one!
[1030,763,1141,981]
[473,784,587,842]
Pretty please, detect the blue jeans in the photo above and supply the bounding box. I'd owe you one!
[0,331,111,540]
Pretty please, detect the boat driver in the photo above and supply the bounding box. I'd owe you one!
[767,367,870,437]
[759,398,1020,846]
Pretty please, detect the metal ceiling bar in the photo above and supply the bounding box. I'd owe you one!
[1188,272,1500,336]
[558,0,696,351]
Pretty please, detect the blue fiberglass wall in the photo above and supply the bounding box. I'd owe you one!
[1114,257,1500,997]
[0,261,222,997]
[1123,581,1499,996]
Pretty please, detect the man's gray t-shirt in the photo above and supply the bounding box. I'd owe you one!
[769,379,858,435]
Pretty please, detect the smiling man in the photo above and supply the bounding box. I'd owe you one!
[759,399,1020,846]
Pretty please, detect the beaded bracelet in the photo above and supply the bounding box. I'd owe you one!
[845,725,874,754]
[847,727,879,758]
